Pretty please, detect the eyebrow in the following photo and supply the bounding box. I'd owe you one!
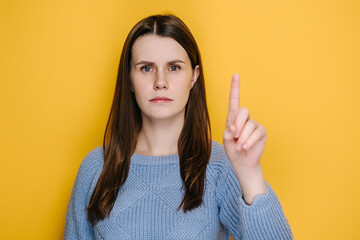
[135,59,186,66]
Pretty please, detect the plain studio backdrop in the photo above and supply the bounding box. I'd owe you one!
[0,0,359,239]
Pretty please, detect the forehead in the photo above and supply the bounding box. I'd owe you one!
[131,35,189,63]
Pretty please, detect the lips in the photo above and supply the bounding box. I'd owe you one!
[149,97,173,102]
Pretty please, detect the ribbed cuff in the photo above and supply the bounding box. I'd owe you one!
[238,183,293,240]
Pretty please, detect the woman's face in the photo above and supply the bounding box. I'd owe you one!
[130,35,199,122]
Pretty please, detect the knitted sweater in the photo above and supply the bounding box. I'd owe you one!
[64,141,293,239]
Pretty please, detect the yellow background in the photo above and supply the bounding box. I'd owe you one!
[1,0,359,239]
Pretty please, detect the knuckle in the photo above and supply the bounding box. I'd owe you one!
[246,119,257,130]
[259,124,267,133]
[239,107,250,118]
[247,136,255,144]
[247,119,256,129]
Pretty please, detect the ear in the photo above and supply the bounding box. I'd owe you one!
[190,65,200,89]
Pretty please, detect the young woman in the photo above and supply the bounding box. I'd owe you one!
[64,14,293,239]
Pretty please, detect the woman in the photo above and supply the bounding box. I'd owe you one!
[64,14,293,239]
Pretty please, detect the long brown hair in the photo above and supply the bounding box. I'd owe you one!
[87,14,211,225]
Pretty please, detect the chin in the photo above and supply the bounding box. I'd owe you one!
[143,110,185,122]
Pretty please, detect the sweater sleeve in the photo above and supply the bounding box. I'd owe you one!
[63,147,103,240]
[216,158,293,240]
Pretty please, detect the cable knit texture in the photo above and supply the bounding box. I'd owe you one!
[64,141,293,240]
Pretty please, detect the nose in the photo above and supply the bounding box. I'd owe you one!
[153,72,168,90]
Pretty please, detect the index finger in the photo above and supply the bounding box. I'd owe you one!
[227,73,240,123]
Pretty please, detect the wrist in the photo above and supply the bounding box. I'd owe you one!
[232,163,267,205]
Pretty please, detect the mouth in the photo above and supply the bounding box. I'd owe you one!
[149,97,173,103]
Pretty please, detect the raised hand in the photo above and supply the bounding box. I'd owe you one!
[223,74,267,204]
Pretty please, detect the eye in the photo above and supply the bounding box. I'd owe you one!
[141,65,152,72]
[169,65,180,71]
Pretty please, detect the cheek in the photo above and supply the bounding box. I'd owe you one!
[175,71,193,90]
[133,84,147,102]
[176,83,192,103]
[131,74,146,95]
[177,74,194,100]
[131,82,145,105]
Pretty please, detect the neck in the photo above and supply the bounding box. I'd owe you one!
[134,113,185,156]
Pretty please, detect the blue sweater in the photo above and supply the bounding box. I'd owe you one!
[64,141,293,239]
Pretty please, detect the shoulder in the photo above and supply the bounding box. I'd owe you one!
[64,147,104,238]
[78,146,104,174]
[72,146,104,199]
[208,140,231,170]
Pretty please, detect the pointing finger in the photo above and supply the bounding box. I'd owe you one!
[227,73,240,124]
